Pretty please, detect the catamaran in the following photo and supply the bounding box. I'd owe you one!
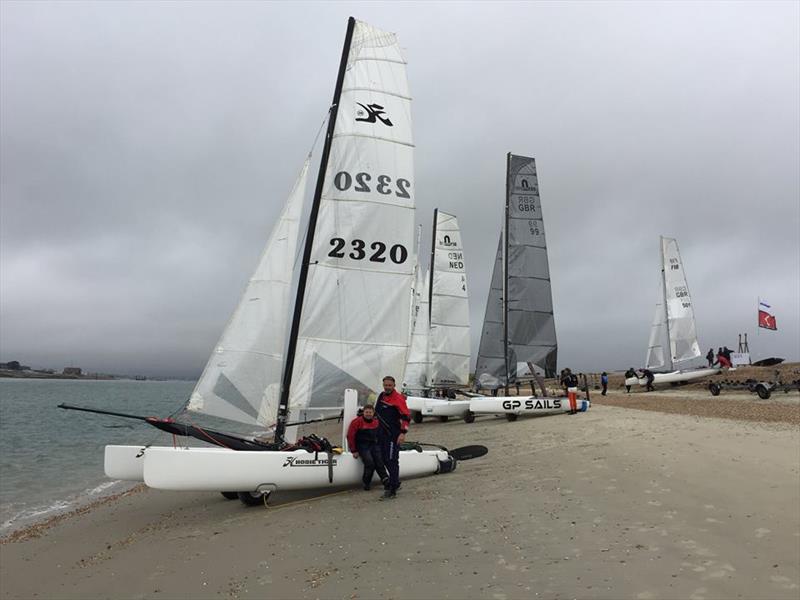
[61,18,484,504]
[625,236,719,388]
[404,209,472,422]
[469,154,587,420]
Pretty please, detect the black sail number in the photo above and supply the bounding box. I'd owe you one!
[327,238,407,264]
[333,171,412,200]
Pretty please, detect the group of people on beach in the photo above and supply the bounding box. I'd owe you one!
[624,367,655,392]
[707,347,733,368]
[346,375,410,501]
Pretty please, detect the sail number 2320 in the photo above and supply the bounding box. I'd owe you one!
[328,238,408,264]
[333,171,411,198]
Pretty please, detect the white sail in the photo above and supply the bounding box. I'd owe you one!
[645,302,667,369]
[661,237,701,364]
[187,159,309,425]
[402,269,431,392]
[288,20,416,416]
[429,211,470,386]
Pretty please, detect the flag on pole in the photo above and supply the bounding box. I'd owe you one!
[758,300,777,330]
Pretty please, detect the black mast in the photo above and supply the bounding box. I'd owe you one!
[275,17,356,443]
[503,153,511,396]
[428,208,438,389]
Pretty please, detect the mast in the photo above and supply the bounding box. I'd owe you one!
[275,17,356,442]
[428,208,437,331]
[503,152,511,395]
[660,235,673,371]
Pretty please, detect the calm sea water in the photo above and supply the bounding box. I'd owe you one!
[0,379,195,534]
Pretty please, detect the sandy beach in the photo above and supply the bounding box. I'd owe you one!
[1,387,798,600]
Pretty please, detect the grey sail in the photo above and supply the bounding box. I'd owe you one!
[474,154,557,389]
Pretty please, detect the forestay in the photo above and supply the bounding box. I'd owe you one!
[288,20,416,417]
[429,211,470,386]
[187,160,309,426]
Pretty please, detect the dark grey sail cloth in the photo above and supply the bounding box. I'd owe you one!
[474,155,557,389]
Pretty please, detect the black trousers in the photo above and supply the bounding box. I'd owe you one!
[601,383,607,395]
[357,443,387,486]
[380,439,400,491]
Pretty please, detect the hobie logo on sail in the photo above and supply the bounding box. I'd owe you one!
[356,103,393,126]
[282,456,337,468]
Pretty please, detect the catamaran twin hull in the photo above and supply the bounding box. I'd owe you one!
[468,396,589,416]
[406,396,471,418]
[105,445,451,492]
[624,367,721,387]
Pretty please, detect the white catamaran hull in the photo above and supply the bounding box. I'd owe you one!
[406,396,471,418]
[469,396,590,416]
[137,446,449,492]
[105,445,148,481]
[624,367,721,387]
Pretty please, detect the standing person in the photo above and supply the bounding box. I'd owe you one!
[717,348,732,368]
[641,368,655,392]
[561,368,579,414]
[624,368,637,393]
[375,375,411,500]
[347,404,388,491]
[601,372,609,396]
[706,348,715,367]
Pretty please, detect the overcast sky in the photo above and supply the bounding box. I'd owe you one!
[2,1,798,379]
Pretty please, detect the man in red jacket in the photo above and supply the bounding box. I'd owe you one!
[375,375,411,500]
[346,404,388,490]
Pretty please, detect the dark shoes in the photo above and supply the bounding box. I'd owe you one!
[363,484,371,491]
[379,490,397,501]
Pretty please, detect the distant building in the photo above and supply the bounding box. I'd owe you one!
[62,367,82,376]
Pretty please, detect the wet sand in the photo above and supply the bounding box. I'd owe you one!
[1,391,798,599]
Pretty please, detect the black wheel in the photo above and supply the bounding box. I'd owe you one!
[709,383,721,396]
[756,384,771,400]
[463,411,475,424]
[238,491,266,506]
[506,413,518,422]
[220,491,239,500]
[412,411,423,424]
[438,416,449,423]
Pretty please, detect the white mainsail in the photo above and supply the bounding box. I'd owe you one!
[660,236,701,366]
[288,20,416,417]
[402,269,431,392]
[187,159,309,425]
[429,210,470,386]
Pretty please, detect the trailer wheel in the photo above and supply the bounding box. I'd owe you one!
[220,491,239,500]
[756,384,771,400]
[438,416,449,423]
[238,491,266,506]
[412,411,423,424]
[709,383,721,396]
[463,411,475,424]
[506,413,518,422]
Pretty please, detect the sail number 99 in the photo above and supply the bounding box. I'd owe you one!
[334,171,411,199]
[328,238,408,264]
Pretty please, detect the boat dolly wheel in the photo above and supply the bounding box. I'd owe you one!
[412,411,423,424]
[237,490,272,507]
[505,413,518,422]
[463,410,475,424]
[220,491,239,500]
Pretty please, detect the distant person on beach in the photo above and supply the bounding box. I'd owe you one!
[347,404,388,491]
[706,348,715,367]
[624,368,637,393]
[375,375,411,500]
[641,368,655,392]
[561,368,579,414]
[601,372,608,396]
[717,347,732,369]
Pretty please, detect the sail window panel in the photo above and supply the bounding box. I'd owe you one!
[431,355,470,387]
[508,311,557,349]
[507,277,554,313]
[289,337,408,413]
[508,245,551,280]
[336,91,413,148]
[507,216,546,249]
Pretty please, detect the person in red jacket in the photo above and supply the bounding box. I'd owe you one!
[375,375,411,500]
[347,404,388,490]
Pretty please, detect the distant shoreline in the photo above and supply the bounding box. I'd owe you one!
[0,370,179,381]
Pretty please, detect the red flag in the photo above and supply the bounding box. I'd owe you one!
[758,309,777,330]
